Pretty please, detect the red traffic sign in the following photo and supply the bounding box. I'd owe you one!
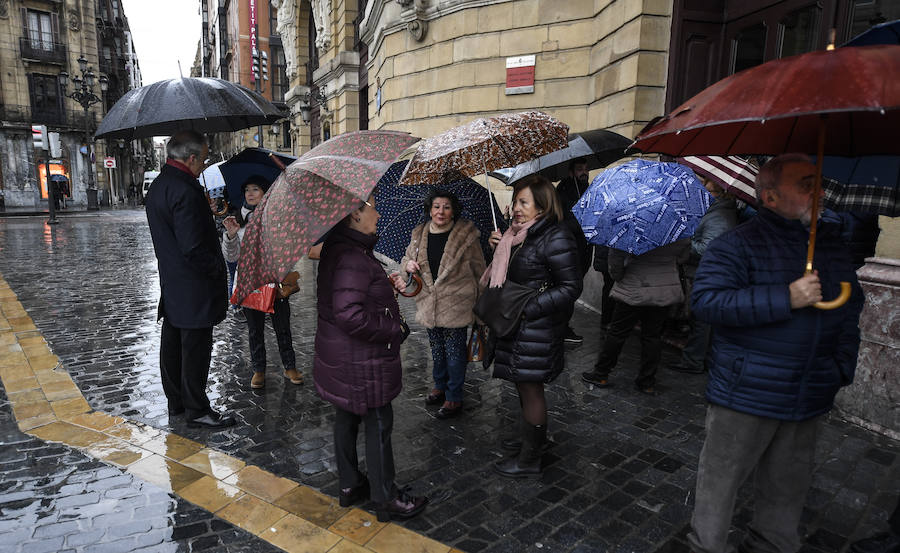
[103,157,117,168]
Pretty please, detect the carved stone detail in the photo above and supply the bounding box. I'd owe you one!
[271,0,298,80]
[407,18,427,41]
[68,9,81,32]
[0,0,9,19]
[311,0,332,53]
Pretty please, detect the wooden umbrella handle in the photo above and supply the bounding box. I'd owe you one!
[268,152,287,171]
[398,272,423,298]
[813,281,852,310]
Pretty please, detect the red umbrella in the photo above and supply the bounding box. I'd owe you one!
[632,44,900,309]
[232,130,420,304]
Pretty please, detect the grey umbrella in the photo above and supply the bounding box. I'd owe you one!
[95,77,286,140]
[502,129,632,185]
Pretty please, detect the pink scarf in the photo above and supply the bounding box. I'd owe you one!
[481,217,540,288]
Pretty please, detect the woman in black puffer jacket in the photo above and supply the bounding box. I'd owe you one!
[483,175,582,478]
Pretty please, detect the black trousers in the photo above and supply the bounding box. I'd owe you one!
[244,298,295,373]
[599,270,616,327]
[333,404,396,503]
[160,318,213,419]
[594,302,668,388]
[891,497,900,535]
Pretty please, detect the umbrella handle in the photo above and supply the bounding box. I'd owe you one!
[206,189,229,217]
[268,153,287,171]
[813,281,852,310]
[398,272,423,298]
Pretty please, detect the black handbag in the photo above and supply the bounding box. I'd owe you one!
[473,280,539,339]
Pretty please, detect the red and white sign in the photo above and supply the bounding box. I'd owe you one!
[103,157,116,169]
[249,0,257,84]
[505,55,536,95]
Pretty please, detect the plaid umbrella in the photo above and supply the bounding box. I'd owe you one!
[399,111,569,187]
[374,161,507,263]
[822,156,900,216]
[678,155,758,204]
[232,130,420,304]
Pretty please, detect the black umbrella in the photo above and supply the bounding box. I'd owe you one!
[95,78,286,140]
[502,129,631,185]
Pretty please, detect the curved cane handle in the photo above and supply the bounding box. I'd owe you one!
[813,281,851,310]
[398,272,423,298]
[206,190,229,217]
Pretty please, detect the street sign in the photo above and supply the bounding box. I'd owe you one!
[32,125,48,150]
[505,55,536,95]
[103,157,117,169]
[48,132,62,158]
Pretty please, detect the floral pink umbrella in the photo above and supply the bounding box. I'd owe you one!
[232,130,420,304]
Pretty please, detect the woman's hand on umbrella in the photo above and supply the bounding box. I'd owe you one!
[405,260,420,274]
[489,230,503,249]
[389,272,407,293]
[789,271,822,309]
[223,216,240,239]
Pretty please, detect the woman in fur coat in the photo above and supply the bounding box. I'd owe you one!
[391,189,487,419]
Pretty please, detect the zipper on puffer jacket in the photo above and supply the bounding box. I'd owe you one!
[384,307,393,350]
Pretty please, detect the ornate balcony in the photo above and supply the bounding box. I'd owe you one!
[19,37,67,65]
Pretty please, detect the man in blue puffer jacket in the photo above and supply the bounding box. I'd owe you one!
[687,154,864,553]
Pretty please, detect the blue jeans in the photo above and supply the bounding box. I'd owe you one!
[426,327,468,402]
[226,261,238,307]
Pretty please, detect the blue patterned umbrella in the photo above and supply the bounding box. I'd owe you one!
[572,159,710,256]
[375,160,507,263]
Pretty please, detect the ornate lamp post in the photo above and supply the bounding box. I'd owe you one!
[59,55,108,210]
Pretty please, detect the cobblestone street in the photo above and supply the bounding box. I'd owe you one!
[0,209,897,553]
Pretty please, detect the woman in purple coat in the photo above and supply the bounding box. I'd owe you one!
[313,193,428,522]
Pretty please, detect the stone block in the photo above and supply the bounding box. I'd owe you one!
[431,9,479,43]
[876,216,900,258]
[596,0,626,40]
[549,19,597,50]
[637,51,669,87]
[499,27,547,57]
[544,79,595,107]
[413,96,430,119]
[634,86,666,121]
[428,91,454,117]
[394,49,431,76]
[590,41,613,74]
[595,61,622,98]
[477,2,515,33]
[391,97,415,121]
[382,30,407,58]
[640,15,673,51]
[613,19,642,60]
[539,0,596,24]
[473,59,507,86]
[452,87,499,114]
[430,41,455,68]
[512,0,540,27]
[455,33,502,62]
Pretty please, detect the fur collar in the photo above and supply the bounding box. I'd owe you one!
[411,219,479,285]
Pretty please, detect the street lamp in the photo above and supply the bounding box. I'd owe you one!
[59,55,108,210]
[299,87,327,125]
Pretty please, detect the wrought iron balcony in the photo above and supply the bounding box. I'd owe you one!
[19,37,67,65]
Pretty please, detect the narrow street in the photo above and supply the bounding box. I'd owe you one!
[0,210,897,553]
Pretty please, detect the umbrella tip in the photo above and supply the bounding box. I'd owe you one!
[826,28,836,50]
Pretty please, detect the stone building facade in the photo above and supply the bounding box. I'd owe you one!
[0,0,146,208]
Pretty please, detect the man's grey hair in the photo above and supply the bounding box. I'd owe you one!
[166,130,207,161]
[754,153,812,199]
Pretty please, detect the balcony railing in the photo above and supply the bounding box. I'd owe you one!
[0,104,97,131]
[19,37,67,65]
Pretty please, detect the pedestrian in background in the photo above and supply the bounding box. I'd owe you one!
[581,238,690,395]
[555,157,592,344]
[144,130,234,429]
[391,189,486,419]
[314,192,428,522]
[485,175,582,478]
[222,175,303,390]
[687,154,863,553]
[669,176,739,374]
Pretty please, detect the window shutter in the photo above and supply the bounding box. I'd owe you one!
[21,7,28,38]
[50,12,60,44]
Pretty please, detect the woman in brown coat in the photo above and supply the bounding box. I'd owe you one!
[391,190,486,419]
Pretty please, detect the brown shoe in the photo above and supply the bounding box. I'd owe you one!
[435,401,462,419]
[284,369,304,385]
[250,372,265,389]
[424,389,445,406]
[376,488,428,522]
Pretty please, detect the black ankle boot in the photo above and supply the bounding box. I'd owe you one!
[501,420,550,453]
[493,423,546,478]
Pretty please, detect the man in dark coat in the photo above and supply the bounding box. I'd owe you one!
[145,130,234,429]
[687,154,864,553]
[555,157,591,343]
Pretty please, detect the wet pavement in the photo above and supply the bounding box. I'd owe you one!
[0,209,898,553]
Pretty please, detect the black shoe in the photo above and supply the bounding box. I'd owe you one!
[424,389,445,406]
[339,479,370,508]
[376,491,428,523]
[493,424,546,479]
[435,402,462,419]
[187,410,236,429]
[668,364,704,374]
[581,371,613,387]
[168,405,185,416]
[850,532,900,553]
[564,327,583,344]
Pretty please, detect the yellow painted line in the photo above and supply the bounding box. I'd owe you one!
[0,275,462,553]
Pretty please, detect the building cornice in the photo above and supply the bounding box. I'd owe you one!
[312,50,360,96]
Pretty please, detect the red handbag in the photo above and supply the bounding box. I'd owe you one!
[230,284,276,313]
